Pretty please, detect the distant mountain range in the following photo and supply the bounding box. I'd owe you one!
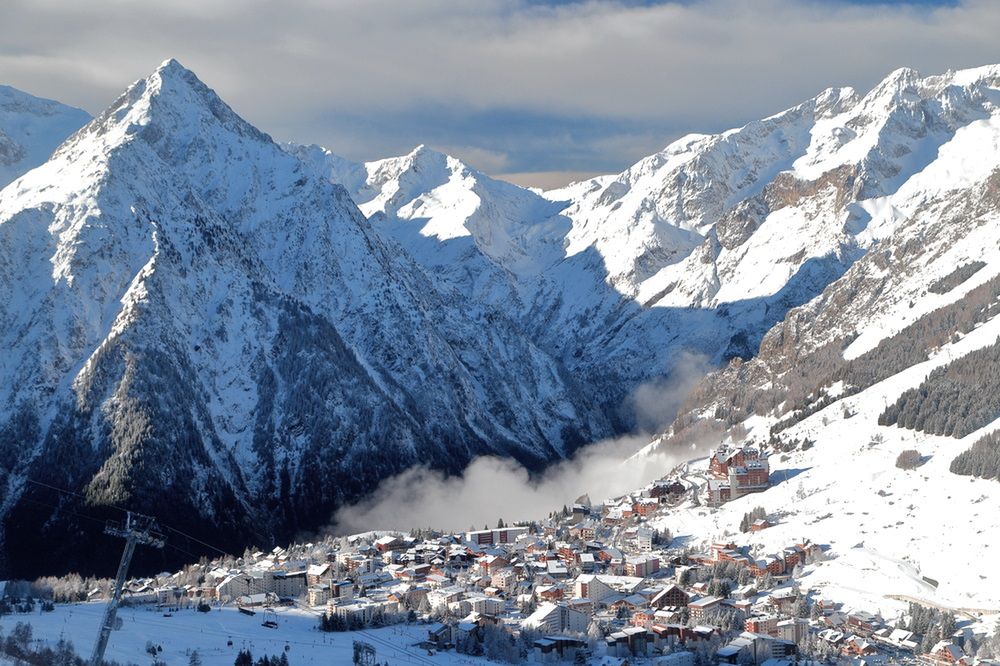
[3,60,1000,578]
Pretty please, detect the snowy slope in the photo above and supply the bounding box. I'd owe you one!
[650,306,1000,615]
[640,67,1000,615]
[0,60,607,579]
[0,85,90,189]
[0,603,494,666]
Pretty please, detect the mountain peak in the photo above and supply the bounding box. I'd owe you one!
[147,58,213,99]
[155,57,187,74]
[404,143,450,168]
[81,57,271,158]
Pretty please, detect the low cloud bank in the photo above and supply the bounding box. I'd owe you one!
[332,351,714,534]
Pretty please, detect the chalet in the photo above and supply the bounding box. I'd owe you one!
[782,547,802,571]
[569,521,597,541]
[731,583,756,601]
[751,519,771,532]
[374,535,405,553]
[536,585,565,602]
[650,584,690,608]
[650,624,714,650]
[479,554,510,575]
[923,641,970,665]
[632,608,656,628]
[545,561,569,578]
[766,587,798,612]
[424,573,449,588]
[633,498,659,517]
[749,556,784,577]
[843,635,877,657]
[873,628,919,651]
[647,479,686,501]
[652,607,684,625]
[818,629,845,645]
[610,594,647,613]
[426,623,453,650]
[846,611,879,635]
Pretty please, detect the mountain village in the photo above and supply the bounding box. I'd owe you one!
[4,443,994,666]
[5,32,1000,666]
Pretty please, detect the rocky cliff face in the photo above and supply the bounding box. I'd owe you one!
[0,61,606,577]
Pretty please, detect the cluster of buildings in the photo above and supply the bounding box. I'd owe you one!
[74,449,996,665]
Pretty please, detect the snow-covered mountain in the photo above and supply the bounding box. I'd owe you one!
[638,66,1000,611]
[7,59,1000,585]
[0,60,608,578]
[0,85,90,189]
[294,65,1000,418]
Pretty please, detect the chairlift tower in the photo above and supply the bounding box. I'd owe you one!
[89,511,165,666]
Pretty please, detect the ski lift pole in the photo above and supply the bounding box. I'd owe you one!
[89,511,165,666]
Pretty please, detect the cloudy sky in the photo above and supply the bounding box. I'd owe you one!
[2,0,997,187]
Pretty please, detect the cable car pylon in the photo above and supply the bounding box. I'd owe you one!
[89,511,165,666]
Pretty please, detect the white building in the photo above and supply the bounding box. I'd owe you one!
[636,527,654,552]
[522,602,589,634]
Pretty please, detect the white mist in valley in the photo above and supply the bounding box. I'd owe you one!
[332,351,714,534]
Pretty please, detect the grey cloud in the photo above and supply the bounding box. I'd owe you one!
[1,0,998,178]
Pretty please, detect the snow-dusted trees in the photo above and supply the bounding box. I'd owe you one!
[879,339,1000,438]
[928,261,986,295]
[950,430,1000,480]
[907,603,958,653]
[0,622,83,665]
[481,624,521,663]
[676,272,1000,445]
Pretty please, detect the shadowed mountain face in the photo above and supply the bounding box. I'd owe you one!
[6,61,1000,577]
[0,61,609,577]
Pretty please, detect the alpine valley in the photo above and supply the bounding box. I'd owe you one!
[4,58,1000,598]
